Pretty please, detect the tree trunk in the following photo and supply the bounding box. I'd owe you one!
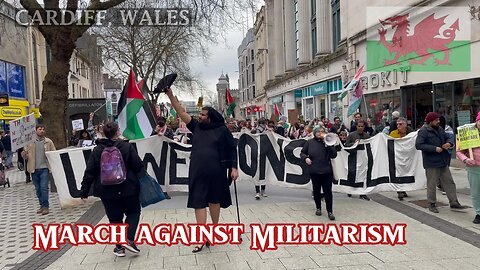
[40,38,76,149]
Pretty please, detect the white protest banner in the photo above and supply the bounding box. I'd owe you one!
[10,113,36,152]
[72,119,84,131]
[46,132,426,208]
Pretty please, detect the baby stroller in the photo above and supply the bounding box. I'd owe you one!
[0,157,10,188]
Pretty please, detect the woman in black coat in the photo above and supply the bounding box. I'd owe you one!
[301,127,337,220]
[80,122,144,257]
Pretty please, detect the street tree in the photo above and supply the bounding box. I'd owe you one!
[17,0,260,148]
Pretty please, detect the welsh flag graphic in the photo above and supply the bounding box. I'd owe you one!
[366,7,470,72]
[118,69,156,139]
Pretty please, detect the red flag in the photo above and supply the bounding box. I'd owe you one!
[274,104,281,116]
[226,88,234,105]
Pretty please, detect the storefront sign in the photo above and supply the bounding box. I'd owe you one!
[6,63,26,98]
[311,81,328,96]
[362,68,410,89]
[294,90,302,98]
[0,93,9,106]
[270,96,283,104]
[1,107,23,118]
[457,123,480,150]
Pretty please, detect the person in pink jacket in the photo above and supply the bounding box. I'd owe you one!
[456,112,480,224]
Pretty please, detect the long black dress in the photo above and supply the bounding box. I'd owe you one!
[186,119,237,209]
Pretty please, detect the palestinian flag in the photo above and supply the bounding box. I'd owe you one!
[274,103,281,116]
[226,88,236,118]
[118,69,156,139]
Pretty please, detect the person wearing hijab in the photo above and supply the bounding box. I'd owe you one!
[165,87,238,253]
[301,126,338,220]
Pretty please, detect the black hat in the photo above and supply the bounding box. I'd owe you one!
[153,73,177,93]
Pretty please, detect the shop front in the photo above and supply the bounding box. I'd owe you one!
[298,78,342,121]
[0,98,30,130]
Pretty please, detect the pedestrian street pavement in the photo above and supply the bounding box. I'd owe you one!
[1,166,480,270]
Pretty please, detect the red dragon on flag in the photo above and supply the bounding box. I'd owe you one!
[377,13,459,66]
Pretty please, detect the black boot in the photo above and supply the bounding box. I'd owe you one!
[473,215,480,224]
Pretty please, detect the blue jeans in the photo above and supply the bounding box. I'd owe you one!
[5,150,13,167]
[32,168,49,208]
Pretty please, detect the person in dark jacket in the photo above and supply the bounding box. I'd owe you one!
[350,113,373,134]
[345,120,371,201]
[330,117,347,134]
[301,126,337,220]
[415,112,466,213]
[1,131,12,168]
[80,121,144,257]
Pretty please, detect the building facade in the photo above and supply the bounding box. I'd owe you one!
[68,33,104,100]
[247,0,346,124]
[237,28,260,119]
[346,0,480,132]
[247,0,478,132]
[0,1,44,130]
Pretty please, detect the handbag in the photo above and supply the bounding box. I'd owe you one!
[138,173,166,208]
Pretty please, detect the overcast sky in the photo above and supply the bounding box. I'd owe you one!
[159,2,261,103]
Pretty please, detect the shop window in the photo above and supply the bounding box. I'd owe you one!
[32,34,40,100]
[311,0,317,57]
[295,0,299,63]
[331,0,341,51]
[251,64,255,82]
[361,90,402,132]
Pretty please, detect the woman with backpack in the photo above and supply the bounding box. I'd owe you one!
[80,121,144,257]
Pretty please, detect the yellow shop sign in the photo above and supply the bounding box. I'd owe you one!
[0,106,26,119]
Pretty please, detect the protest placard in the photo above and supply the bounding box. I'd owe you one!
[457,124,480,155]
[10,113,36,152]
[72,119,84,131]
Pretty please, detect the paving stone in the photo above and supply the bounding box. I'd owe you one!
[310,253,383,268]
[95,261,131,270]
[279,256,318,269]
[246,259,287,270]
[163,255,197,268]
[195,252,229,265]
[226,250,262,262]
[214,260,250,270]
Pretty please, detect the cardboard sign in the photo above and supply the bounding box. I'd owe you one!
[457,123,480,150]
[288,109,299,124]
[10,113,36,152]
[72,119,84,131]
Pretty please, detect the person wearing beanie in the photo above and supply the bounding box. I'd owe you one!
[388,111,401,134]
[301,127,338,220]
[456,112,480,224]
[415,112,466,213]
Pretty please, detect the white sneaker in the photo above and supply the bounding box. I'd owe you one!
[255,193,260,200]
[442,191,447,195]
[261,191,268,197]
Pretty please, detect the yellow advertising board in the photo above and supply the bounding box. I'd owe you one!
[0,99,29,120]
